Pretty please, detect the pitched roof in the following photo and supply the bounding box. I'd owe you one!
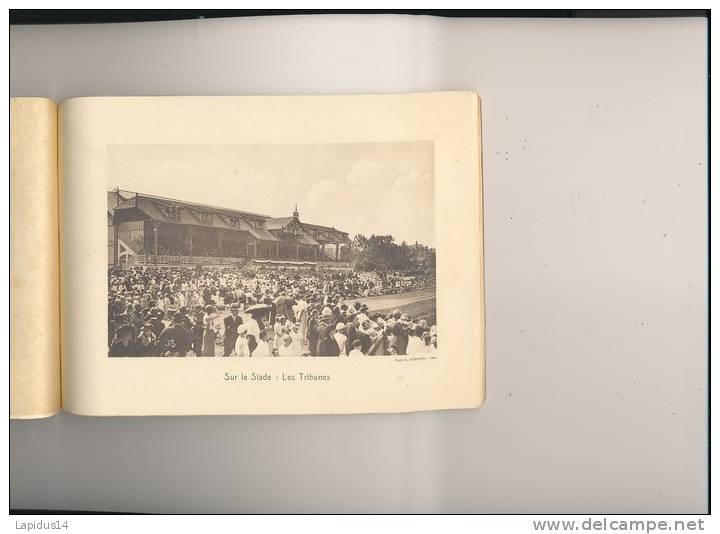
[114,194,284,241]
[129,192,271,219]
[264,217,294,231]
[107,190,129,215]
[303,222,350,237]
[297,233,321,246]
[111,192,346,244]
[245,226,283,242]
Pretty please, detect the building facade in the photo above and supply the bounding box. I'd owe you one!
[108,190,129,267]
[109,191,351,268]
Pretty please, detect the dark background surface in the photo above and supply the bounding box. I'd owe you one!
[9,9,710,25]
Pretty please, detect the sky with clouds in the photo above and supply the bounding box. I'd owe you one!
[108,142,435,246]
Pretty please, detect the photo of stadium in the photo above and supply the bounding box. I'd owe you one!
[106,142,436,358]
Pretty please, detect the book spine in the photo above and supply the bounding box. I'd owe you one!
[10,98,61,419]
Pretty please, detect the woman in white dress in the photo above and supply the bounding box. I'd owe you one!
[251,330,271,357]
[333,322,347,356]
[406,326,425,356]
[273,316,285,354]
[278,334,295,357]
[234,324,250,357]
[290,324,304,356]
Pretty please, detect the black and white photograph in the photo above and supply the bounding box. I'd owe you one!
[107,142,438,358]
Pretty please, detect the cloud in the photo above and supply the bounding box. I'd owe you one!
[345,159,393,188]
[393,169,431,191]
[111,143,435,246]
[299,163,434,246]
[306,179,344,201]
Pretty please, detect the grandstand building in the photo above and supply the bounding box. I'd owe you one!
[108,190,352,268]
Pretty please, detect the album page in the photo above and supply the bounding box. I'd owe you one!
[10,98,61,418]
[59,92,484,415]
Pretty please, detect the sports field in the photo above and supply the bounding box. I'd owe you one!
[349,288,437,326]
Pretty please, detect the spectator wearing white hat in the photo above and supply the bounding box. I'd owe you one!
[316,307,340,357]
[334,322,347,355]
[290,324,304,355]
[234,324,250,357]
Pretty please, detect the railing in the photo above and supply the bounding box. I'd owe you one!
[123,255,246,267]
[315,261,352,269]
[121,255,351,270]
[245,259,351,269]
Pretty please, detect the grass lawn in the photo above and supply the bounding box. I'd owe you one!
[370,297,437,326]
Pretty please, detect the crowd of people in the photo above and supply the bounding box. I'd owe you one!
[107,265,437,358]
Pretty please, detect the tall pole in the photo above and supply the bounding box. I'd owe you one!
[113,223,119,267]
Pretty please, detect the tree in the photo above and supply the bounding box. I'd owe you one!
[351,233,435,273]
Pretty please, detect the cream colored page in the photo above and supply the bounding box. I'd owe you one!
[10,98,61,418]
[60,93,484,415]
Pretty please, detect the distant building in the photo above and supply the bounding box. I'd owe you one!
[109,191,351,268]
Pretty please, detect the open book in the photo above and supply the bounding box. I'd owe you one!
[10,92,485,418]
